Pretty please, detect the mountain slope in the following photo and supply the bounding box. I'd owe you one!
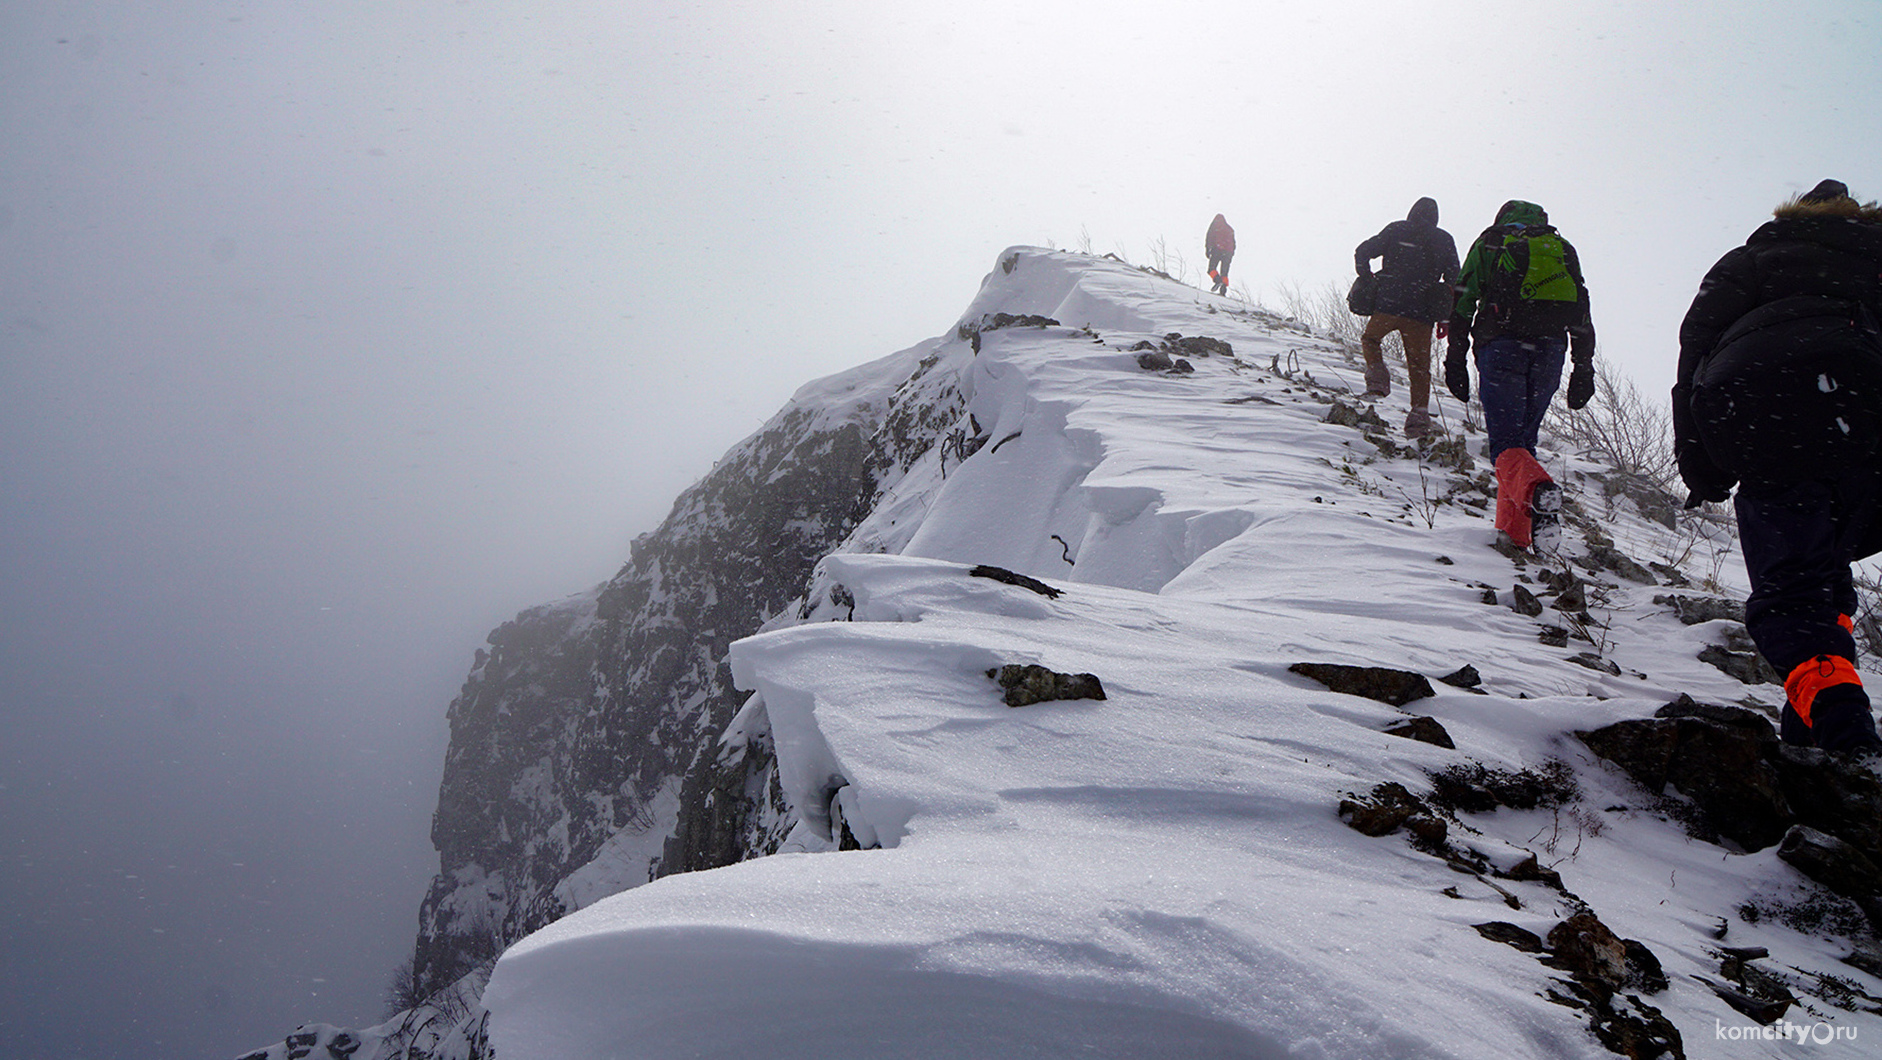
[471,250,1882,1058]
[406,333,970,1004]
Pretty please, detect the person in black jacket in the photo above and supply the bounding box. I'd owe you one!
[1354,197,1460,438]
[1675,179,1882,755]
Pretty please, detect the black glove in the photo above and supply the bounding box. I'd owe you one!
[1676,441,1736,508]
[1566,360,1596,410]
[1444,343,1471,403]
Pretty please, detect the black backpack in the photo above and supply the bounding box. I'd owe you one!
[1690,295,1882,483]
[1346,272,1377,316]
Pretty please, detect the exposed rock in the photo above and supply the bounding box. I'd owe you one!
[1539,625,1570,648]
[1583,543,1658,585]
[1777,827,1882,921]
[1654,593,1745,626]
[1324,399,1389,432]
[981,312,1060,331]
[1288,662,1435,706]
[987,664,1107,708]
[1551,578,1587,613]
[1438,664,1482,689]
[1647,562,1690,587]
[968,564,1063,599]
[1707,946,1798,1023]
[408,341,971,1002]
[1422,434,1475,471]
[1496,856,1556,890]
[1546,912,1666,993]
[1168,334,1233,359]
[960,312,1061,352]
[1841,941,1882,978]
[1474,921,1544,952]
[1383,716,1456,749]
[1698,644,1781,685]
[1653,695,1773,732]
[1568,652,1621,676]
[1696,975,1792,1024]
[1577,708,1790,852]
[1772,745,1882,855]
[1596,471,1682,531]
[1510,584,1544,617]
[1546,981,1685,1060]
[1537,912,1683,1059]
[1338,781,1430,837]
[1427,759,1579,815]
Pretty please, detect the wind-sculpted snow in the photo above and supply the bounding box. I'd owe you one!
[469,249,1882,1057]
[261,247,1882,1060]
[399,333,973,1015]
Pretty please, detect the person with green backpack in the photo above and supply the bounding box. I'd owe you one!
[1444,200,1596,555]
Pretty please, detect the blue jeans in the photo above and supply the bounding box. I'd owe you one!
[1475,336,1566,460]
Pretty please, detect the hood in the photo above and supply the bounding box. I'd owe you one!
[1407,197,1439,227]
[1494,200,1549,228]
[1774,193,1882,225]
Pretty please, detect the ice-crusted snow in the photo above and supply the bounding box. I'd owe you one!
[479,250,1876,1057]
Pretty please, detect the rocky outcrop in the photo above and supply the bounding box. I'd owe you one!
[408,344,971,1004]
[1289,662,1435,706]
[1580,696,1882,927]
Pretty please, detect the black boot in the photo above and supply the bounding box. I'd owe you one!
[1810,682,1882,754]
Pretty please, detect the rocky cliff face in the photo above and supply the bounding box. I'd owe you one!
[409,338,971,1003]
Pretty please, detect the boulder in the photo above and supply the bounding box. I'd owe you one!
[986,664,1106,708]
[1289,662,1435,706]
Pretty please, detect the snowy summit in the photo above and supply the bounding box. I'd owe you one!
[260,249,1882,1059]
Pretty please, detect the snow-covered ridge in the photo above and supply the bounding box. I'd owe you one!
[462,249,1882,1058]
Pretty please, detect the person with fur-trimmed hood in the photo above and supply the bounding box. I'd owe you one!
[1205,214,1235,296]
[1675,179,1882,756]
[1354,196,1460,438]
[1444,199,1596,556]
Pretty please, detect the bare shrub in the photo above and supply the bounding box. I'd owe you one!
[1147,235,1191,286]
[1272,278,1364,348]
[1544,361,1677,491]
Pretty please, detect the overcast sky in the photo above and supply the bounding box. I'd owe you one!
[4,2,1880,1057]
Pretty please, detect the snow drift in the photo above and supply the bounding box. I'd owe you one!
[465,250,1882,1058]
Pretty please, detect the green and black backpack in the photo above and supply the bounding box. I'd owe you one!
[1478,224,1583,335]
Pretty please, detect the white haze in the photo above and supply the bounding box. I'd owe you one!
[0,2,1877,1057]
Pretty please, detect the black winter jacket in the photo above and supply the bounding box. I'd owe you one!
[1355,197,1460,323]
[1673,198,1882,497]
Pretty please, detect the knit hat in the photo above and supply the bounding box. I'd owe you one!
[1800,179,1850,204]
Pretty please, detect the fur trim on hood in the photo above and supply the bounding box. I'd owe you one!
[1775,193,1882,224]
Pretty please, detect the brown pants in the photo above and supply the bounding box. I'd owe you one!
[1361,312,1434,409]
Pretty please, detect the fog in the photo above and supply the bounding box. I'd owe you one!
[2,2,1878,1056]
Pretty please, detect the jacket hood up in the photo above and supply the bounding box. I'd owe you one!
[1407,197,1439,227]
[1773,192,1882,226]
[1495,200,1549,228]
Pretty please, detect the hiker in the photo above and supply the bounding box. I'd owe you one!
[1674,178,1882,755]
[1444,199,1596,555]
[1206,214,1235,296]
[1354,196,1461,438]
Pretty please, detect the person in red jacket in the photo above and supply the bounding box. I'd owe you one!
[1205,214,1235,296]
